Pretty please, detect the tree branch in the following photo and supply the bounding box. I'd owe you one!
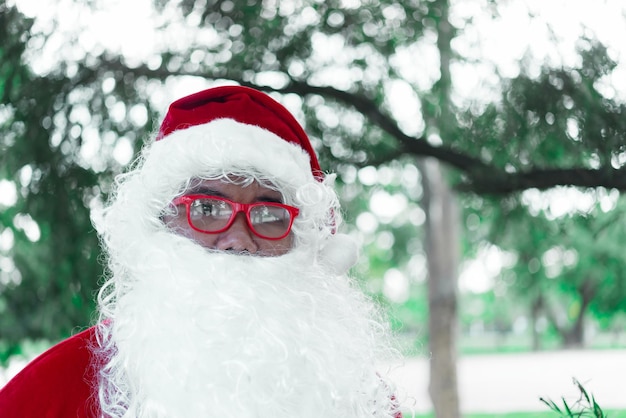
[461,166,626,195]
[267,80,489,173]
[93,58,626,195]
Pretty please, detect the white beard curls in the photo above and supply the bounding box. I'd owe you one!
[97,231,400,418]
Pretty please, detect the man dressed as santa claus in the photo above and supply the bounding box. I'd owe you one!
[0,85,402,417]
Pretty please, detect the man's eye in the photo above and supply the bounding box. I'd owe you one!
[192,199,231,218]
[190,200,216,216]
[200,203,215,215]
[251,206,289,224]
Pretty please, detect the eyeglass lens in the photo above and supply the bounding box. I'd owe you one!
[188,197,292,238]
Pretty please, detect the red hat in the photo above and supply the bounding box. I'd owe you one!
[157,85,323,179]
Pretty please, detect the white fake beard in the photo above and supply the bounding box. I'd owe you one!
[99,233,399,418]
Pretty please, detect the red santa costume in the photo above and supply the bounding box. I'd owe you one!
[0,85,403,417]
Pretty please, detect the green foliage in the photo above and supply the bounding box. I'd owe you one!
[470,193,626,348]
[0,3,99,360]
[541,379,606,418]
[457,36,626,193]
[0,1,158,359]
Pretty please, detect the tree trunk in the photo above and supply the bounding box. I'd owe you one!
[530,294,543,351]
[421,158,461,418]
[563,280,595,348]
[418,0,461,416]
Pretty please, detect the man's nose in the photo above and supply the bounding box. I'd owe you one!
[215,212,259,254]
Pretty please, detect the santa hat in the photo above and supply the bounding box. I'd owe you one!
[156,85,323,183]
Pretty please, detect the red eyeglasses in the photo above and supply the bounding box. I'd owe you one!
[171,194,300,240]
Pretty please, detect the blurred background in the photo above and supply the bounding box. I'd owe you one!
[1,0,626,416]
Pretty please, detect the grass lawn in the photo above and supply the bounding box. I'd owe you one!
[408,412,626,418]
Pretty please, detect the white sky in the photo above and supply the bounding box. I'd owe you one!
[12,0,626,99]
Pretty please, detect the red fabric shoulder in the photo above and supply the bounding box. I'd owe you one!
[0,326,100,418]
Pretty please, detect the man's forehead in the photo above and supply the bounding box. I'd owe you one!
[185,176,283,196]
[187,175,276,187]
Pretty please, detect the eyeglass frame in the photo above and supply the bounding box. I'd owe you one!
[170,194,300,240]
